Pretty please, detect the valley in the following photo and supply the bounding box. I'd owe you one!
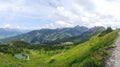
[0,26,118,67]
[0,0,119,67]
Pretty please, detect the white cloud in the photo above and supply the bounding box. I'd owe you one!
[54,21,73,28]
[93,0,120,18]
[81,16,90,22]
[3,24,20,29]
[16,26,20,29]
[0,0,56,20]
[3,24,41,30]
[0,0,120,29]
[42,20,74,29]
[46,0,120,29]
[4,24,11,28]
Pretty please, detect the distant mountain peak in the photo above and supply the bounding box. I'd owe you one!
[74,25,81,28]
[74,25,86,28]
[74,25,88,30]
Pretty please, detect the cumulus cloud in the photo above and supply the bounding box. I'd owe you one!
[42,21,74,29]
[3,24,20,29]
[4,24,11,28]
[0,0,56,20]
[0,0,120,29]
[45,0,120,28]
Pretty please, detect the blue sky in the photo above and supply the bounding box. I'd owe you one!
[0,0,120,30]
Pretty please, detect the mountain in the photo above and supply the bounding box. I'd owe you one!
[0,29,118,67]
[45,26,105,45]
[0,26,88,44]
[0,28,28,39]
[0,26,104,44]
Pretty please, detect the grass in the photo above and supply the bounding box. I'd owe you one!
[49,30,119,67]
[0,30,118,67]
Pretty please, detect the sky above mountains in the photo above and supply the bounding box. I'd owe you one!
[0,0,120,30]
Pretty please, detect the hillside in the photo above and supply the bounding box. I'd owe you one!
[0,29,118,67]
[0,26,104,44]
[0,28,29,39]
[45,26,104,45]
[49,30,118,67]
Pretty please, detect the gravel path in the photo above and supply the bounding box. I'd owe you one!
[105,33,120,67]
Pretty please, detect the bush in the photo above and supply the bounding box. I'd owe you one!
[98,27,113,37]
[49,59,56,63]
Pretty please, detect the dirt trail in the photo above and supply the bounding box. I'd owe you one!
[105,33,120,67]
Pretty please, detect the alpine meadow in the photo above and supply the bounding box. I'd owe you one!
[0,0,120,67]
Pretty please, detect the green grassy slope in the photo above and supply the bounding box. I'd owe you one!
[49,30,119,67]
[0,30,118,67]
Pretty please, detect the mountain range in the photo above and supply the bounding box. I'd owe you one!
[0,26,117,67]
[0,26,105,44]
[0,28,29,39]
[45,26,105,45]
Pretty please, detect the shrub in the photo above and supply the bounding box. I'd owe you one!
[98,27,113,37]
[49,59,56,63]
